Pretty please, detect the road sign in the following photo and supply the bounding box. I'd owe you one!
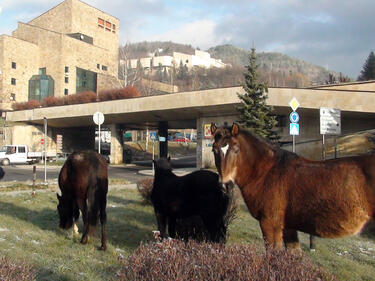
[93,111,104,125]
[290,123,299,135]
[56,134,63,149]
[289,97,300,111]
[289,111,300,123]
[41,138,44,145]
[150,131,157,141]
[320,107,341,135]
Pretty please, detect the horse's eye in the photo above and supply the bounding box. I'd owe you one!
[232,146,239,154]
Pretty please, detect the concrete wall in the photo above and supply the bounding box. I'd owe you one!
[71,0,119,53]
[0,35,39,110]
[196,115,238,169]
[314,81,375,91]
[27,0,73,34]
[0,0,118,108]
[196,112,375,168]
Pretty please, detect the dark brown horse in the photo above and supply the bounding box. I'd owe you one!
[57,150,108,250]
[211,123,375,249]
[151,157,229,242]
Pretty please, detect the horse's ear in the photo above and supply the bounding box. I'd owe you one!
[231,123,240,136]
[210,123,217,135]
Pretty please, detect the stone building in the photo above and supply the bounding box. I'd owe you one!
[0,0,119,111]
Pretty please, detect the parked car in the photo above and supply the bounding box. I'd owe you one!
[0,145,56,165]
[173,137,191,142]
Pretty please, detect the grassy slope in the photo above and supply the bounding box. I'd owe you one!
[0,188,374,281]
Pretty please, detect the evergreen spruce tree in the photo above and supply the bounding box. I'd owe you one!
[358,51,375,81]
[237,48,279,141]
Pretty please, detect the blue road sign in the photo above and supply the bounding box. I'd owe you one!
[289,111,300,123]
[290,123,299,135]
[150,131,157,141]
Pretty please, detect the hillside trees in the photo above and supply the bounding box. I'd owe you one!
[237,48,279,141]
[358,51,375,81]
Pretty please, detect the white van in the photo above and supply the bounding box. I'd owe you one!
[0,145,56,165]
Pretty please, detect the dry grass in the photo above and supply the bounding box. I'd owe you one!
[0,256,36,281]
[118,238,336,281]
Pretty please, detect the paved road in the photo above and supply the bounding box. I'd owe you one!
[0,156,197,184]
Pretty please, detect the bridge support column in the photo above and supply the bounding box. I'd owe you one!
[196,116,238,169]
[109,124,123,164]
[158,121,168,158]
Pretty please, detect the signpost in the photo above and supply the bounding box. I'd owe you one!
[43,117,47,183]
[93,112,105,154]
[150,131,157,172]
[320,107,341,159]
[289,97,300,153]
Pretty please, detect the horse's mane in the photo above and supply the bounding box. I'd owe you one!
[237,126,298,165]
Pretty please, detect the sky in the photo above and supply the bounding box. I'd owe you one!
[0,0,374,78]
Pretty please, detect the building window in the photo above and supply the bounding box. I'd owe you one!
[98,18,104,26]
[11,62,16,69]
[97,64,100,69]
[105,21,111,31]
[76,67,97,93]
[10,93,16,101]
[11,78,16,85]
[102,65,108,71]
[112,24,116,33]
[39,68,46,75]
[65,66,69,73]
[28,75,54,101]
[65,77,69,83]
[64,89,68,95]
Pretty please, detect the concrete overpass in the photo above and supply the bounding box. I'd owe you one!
[5,83,375,167]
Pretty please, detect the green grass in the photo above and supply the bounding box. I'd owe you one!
[0,188,375,281]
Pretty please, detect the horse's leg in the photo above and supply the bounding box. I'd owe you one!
[260,219,283,249]
[98,183,107,251]
[283,229,301,250]
[72,201,80,235]
[155,211,167,238]
[202,216,224,243]
[309,235,316,251]
[78,199,89,245]
[168,217,177,238]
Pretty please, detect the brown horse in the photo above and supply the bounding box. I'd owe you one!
[211,123,375,249]
[57,150,108,250]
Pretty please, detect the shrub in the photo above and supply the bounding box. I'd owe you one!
[77,91,97,103]
[118,86,141,98]
[118,239,336,281]
[40,96,58,107]
[137,178,154,205]
[99,86,141,101]
[11,100,41,110]
[0,256,36,281]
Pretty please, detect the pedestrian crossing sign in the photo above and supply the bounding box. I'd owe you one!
[290,123,299,135]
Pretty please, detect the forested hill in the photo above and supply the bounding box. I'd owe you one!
[124,41,342,87]
[207,44,334,85]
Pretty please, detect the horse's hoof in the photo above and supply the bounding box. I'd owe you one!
[81,237,88,245]
[99,245,106,251]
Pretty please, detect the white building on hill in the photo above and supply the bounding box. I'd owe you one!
[124,49,226,71]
